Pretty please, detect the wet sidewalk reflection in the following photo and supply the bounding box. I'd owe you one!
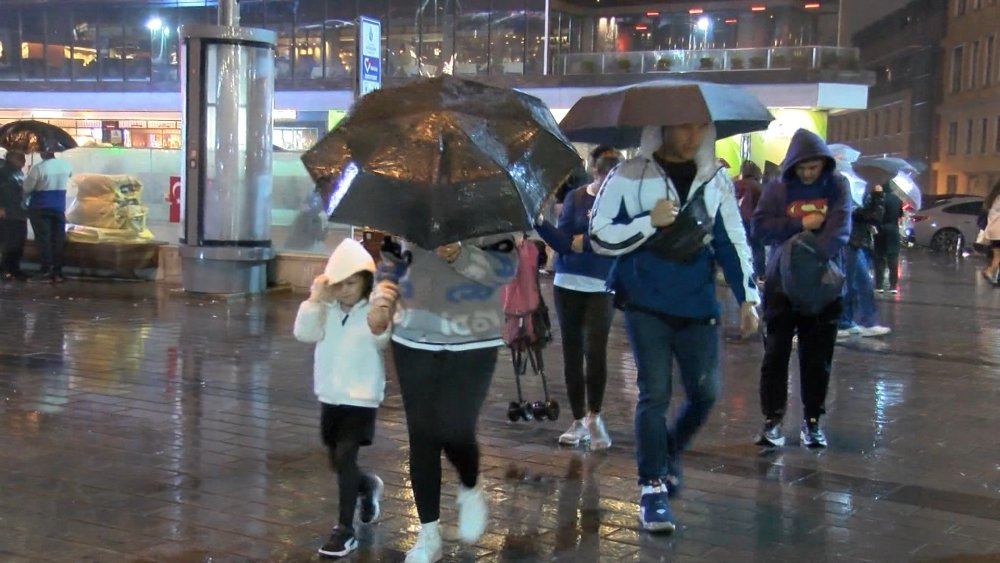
[1,249,998,561]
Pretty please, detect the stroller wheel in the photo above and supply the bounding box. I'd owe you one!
[507,401,522,422]
[545,400,560,421]
[531,401,548,422]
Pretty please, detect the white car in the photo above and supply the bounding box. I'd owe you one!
[907,196,984,253]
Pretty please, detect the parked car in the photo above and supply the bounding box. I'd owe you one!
[907,196,984,253]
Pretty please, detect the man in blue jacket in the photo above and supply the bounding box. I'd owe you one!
[751,129,851,449]
[590,123,760,533]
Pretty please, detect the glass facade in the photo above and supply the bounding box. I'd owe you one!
[0,1,839,84]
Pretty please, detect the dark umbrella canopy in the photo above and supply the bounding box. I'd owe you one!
[302,75,581,248]
[0,120,77,153]
[559,79,774,146]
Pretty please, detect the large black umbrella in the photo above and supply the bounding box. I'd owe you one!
[0,120,77,153]
[853,156,921,209]
[301,75,580,248]
[560,79,774,146]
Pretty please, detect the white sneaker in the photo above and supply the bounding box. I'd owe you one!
[837,326,861,339]
[558,419,590,446]
[586,413,611,450]
[456,483,488,543]
[405,521,443,563]
[859,325,891,337]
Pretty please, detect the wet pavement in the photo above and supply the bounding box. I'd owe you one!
[1,249,999,562]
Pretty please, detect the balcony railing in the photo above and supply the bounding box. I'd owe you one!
[556,46,861,76]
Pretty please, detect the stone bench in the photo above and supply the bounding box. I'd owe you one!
[22,239,168,280]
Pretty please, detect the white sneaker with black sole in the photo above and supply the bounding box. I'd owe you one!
[456,482,488,543]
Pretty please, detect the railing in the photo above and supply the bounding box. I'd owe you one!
[555,46,861,76]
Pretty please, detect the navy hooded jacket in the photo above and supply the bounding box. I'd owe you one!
[751,129,851,277]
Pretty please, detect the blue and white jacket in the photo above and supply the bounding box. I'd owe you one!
[589,125,759,319]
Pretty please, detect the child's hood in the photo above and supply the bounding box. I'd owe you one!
[324,238,376,283]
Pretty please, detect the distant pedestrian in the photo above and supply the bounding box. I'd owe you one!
[536,154,619,449]
[839,184,891,338]
[23,151,72,283]
[981,180,1000,283]
[734,160,766,281]
[751,129,851,449]
[874,187,904,293]
[293,239,395,559]
[0,150,28,282]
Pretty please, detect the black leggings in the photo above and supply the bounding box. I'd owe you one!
[553,286,615,420]
[393,343,496,524]
[321,404,378,533]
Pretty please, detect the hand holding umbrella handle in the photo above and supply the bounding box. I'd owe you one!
[436,242,463,264]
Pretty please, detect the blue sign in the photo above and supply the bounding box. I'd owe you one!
[359,17,381,96]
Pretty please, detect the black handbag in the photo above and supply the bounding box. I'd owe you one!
[644,169,722,262]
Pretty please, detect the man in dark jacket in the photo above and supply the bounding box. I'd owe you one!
[839,185,890,337]
[0,150,28,281]
[874,188,904,293]
[750,129,851,449]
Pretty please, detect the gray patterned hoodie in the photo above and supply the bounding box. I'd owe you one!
[375,235,517,351]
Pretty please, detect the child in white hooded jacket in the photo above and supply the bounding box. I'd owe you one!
[294,238,399,559]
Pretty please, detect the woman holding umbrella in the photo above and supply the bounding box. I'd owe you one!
[369,236,517,563]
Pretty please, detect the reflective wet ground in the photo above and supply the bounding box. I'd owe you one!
[1,249,998,562]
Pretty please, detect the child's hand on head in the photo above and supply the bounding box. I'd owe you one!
[309,274,334,303]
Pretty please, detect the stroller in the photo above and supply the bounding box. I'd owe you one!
[501,238,559,422]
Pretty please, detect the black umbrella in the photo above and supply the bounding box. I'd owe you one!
[559,79,774,146]
[0,120,77,153]
[301,75,581,249]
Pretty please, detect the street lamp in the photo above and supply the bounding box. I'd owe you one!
[146,17,163,32]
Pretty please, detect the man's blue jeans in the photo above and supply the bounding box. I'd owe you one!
[624,309,719,483]
[840,246,879,329]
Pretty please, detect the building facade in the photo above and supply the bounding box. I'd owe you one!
[827,0,946,193]
[933,0,1000,196]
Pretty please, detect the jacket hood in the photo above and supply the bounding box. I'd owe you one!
[780,129,835,181]
[638,124,720,178]
[324,238,376,284]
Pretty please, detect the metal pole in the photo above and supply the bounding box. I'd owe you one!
[543,0,550,75]
[218,0,240,27]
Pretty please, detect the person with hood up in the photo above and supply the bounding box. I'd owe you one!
[0,150,28,281]
[293,238,396,559]
[734,160,766,282]
[751,129,851,449]
[589,123,760,533]
[838,183,891,338]
[369,234,516,563]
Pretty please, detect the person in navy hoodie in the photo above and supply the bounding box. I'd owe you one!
[536,154,619,450]
[751,129,851,449]
[589,123,760,533]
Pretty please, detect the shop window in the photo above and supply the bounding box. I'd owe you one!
[455,1,491,76]
[490,0,526,76]
[72,7,100,81]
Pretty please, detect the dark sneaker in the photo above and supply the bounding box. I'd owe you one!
[663,474,682,499]
[800,418,828,448]
[318,526,358,558]
[638,481,675,533]
[358,474,384,524]
[755,418,786,447]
